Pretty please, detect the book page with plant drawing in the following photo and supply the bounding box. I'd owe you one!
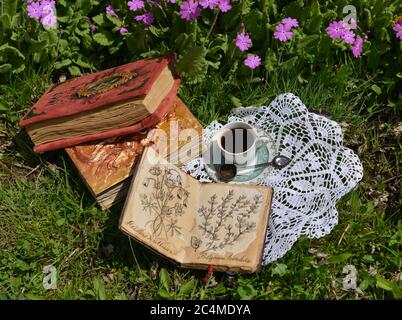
[120,148,272,272]
[185,184,271,271]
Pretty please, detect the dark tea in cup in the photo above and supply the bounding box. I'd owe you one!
[220,128,254,154]
[216,122,258,165]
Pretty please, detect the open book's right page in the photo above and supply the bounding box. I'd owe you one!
[183,183,272,272]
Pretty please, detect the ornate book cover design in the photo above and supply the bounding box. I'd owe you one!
[120,149,272,273]
[66,97,204,208]
[20,56,173,127]
[19,55,180,153]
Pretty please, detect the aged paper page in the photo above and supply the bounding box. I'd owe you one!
[120,149,200,262]
[183,183,271,272]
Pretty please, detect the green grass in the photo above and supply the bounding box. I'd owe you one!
[0,67,401,300]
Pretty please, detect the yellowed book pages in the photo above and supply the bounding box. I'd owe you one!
[119,148,272,273]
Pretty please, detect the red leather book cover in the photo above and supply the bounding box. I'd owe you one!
[19,55,174,127]
[33,77,180,153]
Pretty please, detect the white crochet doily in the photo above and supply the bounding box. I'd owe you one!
[183,93,363,265]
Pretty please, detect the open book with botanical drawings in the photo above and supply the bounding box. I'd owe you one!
[119,148,273,272]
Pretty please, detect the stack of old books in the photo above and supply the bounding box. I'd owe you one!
[19,56,273,273]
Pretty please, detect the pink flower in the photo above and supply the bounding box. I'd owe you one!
[143,13,154,24]
[274,23,293,42]
[239,22,245,30]
[128,0,145,11]
[179,0,200,21]
[27,1,42,19]
[327,20,346,40]
[218,0,231,12]
[199,0,219,9]
[235,32,251,51]
[342,29,356,44]
[119,26,128,34]
[165,0,177,3]
[40,0,55,17]
[393,21,402,40]
[282,17,299,29]
[106,5,117,17]
[135,12,154,25]
[90,24,97,32]
[351,37,363,58]
[41,13,57,28]
[244,54,261,69]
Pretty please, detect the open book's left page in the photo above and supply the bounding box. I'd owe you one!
[120,148,200,262]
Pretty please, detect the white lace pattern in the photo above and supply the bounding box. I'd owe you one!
[183,93,363,265]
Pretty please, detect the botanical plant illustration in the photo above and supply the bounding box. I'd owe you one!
[193,190,263,252]
[140,166,189,239]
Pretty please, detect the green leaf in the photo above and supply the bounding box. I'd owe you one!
[243,9,264,41]
[309,0,321,16]
[0,13,12,31]
[376,277,402,298]
[25,293,45,300]
[298,35,320,50]
[106,14,121,26]
[93,278,106,300]
[27,39,48,55]
[157,288,171,299]
[2,0,17,16]
[371,84,382,95]
[175,33,196,53]
[108,41,123,55]
[54,59,72,69]
[0,44,25,60]
[76,0,92,15]
[264,50,277,72]
[68,65,82,76]
[55,218,66,226]
[159,268,171,292]
[271,263,288,276]
[93,31,114,46]
[12,64,26,74]
[359,276,375,291]
[75,27,90,37]
[328,253,352,264]
[85,289,96,297]
[0,99,10,111]
[0,64,12,73]
[178,279,196,297]
[175,46,208,84]
[92,14,107,26]
[362,255,375,263]
[305,15,323,34]
[148,25,164,37]
[237,284,257,300]
[230,96,242,108]
[74,56,91,69]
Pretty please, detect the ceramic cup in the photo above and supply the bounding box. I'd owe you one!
[215,122,259,166]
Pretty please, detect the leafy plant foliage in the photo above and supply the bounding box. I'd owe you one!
[0,0,400,106]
